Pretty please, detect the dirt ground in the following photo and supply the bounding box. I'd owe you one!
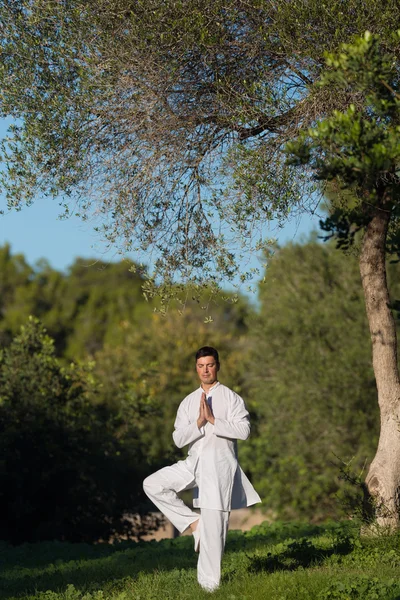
[141,508,267,541]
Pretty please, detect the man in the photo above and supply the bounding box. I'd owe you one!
[143,346,261,592]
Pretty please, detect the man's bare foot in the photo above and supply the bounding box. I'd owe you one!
[191,519,201,552]
[190,519,199,533]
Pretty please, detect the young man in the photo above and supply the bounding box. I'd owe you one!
[143,346,261,592]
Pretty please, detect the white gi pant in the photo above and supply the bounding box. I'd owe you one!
[143,462,230,591]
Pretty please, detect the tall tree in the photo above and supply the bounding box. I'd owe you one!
[0,246,150,358]
[287,32,400,527]
[0,244,34,345]
[53,257,150,358]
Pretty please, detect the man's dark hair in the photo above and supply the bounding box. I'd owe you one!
[195,346,219,364]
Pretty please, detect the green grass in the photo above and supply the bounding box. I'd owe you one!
[2,521,400,600]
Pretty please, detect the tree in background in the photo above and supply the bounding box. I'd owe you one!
[241,241,379,519]
[0,246,150,358]
[50,258,150,358]
[0,244,36,346]
[0,317,157,543]
[0,246,253,541]
[0,241,397,532]
[287,33,400,528]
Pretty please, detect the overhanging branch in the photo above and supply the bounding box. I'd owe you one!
[236,107,298,140]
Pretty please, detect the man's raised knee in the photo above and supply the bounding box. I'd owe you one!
[143,475,152,493]
[143,473,160,494]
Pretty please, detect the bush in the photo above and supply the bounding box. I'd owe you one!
[0,318,157,543]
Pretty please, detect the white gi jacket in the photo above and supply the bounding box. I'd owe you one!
[172,382,261,511]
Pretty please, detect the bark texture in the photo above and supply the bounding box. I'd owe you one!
[359,203,400,528]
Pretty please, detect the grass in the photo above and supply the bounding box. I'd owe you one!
[1,520,400,600]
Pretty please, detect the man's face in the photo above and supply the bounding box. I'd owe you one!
[196,355,219,386]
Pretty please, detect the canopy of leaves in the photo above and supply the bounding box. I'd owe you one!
[0,244,149,356]
[1,2,400,288]
[287,32,400,250]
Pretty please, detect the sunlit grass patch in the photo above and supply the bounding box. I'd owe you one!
[2,521,400,600]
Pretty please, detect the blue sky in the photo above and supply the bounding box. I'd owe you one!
[0,119,322,284]
[0,197,119,271]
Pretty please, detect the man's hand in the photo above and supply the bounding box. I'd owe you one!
[197,392,215,428]
[197,392,207,428]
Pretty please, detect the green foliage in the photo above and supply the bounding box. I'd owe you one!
[319,577,399,599]
[287,31,400,247]
[0,246,149,359]
[0,246,257,541]
[0,243,35,346]
[242,241,379,519]
[28,585,108,600]
[54,258,150,358]
[1,240,395,531]
[2,2,400,287]
[0,317,157,543]
[5,238,400,535]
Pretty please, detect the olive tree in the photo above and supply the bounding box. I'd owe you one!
[1,0,398,289]
[287,32,400,528]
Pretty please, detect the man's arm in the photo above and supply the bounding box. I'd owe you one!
[172,400,205,449]
[211,393,251,441]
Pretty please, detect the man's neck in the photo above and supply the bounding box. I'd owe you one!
[201,380,219,394]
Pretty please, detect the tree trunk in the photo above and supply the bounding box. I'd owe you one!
[359,203,400,529]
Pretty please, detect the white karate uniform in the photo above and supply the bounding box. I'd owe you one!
[143,382,261,591]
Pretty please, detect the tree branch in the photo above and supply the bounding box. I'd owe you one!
[236,107,298,140]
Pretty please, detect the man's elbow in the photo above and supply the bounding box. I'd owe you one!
[172,432,184,449]
[239,424,251,441]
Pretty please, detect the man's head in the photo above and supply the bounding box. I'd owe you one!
[195,346,220,387]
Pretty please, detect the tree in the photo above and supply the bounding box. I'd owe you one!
[1,1,399,289]
[242,241,379,520]
[0,245,151,358]
[2,2,400,525]
[0,244,35,346]
[49,257,150,358]
[287,32,400,528]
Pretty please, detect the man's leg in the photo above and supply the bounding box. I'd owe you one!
[143,463,199,533]
[197,508,229,591]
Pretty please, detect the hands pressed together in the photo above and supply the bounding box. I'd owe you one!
[197,392,215,428]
